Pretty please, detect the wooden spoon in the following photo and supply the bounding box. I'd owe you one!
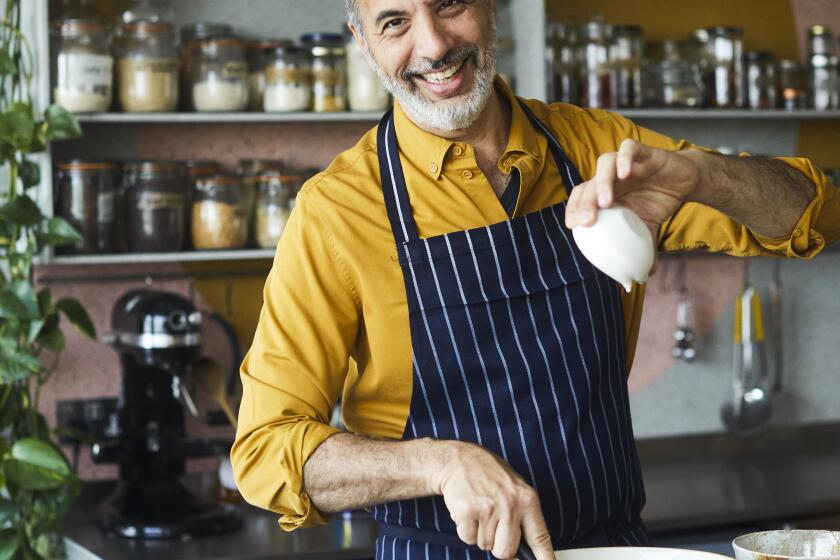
[191,357,238,428]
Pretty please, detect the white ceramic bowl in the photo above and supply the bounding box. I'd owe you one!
[733,530,840,559]
[549,547,731,559]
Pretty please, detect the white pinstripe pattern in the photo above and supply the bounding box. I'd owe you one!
[408,417,443,532]
[501,219,569,534]
[403,245,461,439]
[463,229,539,487]
[443,235,509,460]
[422,239,484,445]
[410,356,441,439]
[406,538,411,559]
[384,120,410,244]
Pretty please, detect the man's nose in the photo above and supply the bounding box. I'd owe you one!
[413,13,452,63]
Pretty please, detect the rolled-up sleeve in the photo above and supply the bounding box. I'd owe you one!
[231,188,360,530]
[606,111,840,257]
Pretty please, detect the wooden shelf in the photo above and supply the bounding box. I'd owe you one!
[74,111,383,124]
[43,249,276,265]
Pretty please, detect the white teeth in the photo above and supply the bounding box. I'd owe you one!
[420,61,463,84]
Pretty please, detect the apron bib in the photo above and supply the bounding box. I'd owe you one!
[371,101,651,560]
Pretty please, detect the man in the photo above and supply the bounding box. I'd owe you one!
[231,1,840,559]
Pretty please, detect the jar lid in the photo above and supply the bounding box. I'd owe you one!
[612,25,643,36]
[180,22,233,43]
[122,20,174,36]
[184,159,224,177]
[744,51,775,63]
[708,26,744,38]
[52,18,108,36]
[301,32,345,56]
[238,159,284,175]
[124,160,184,177]
[778,59,802,70]
[246,39,294,54]
[197,174,243,188]
[257,171,303,182]
[58,160,119,172]
[267,43,306,58]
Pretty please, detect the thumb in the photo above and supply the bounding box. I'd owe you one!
[520,508,554,560]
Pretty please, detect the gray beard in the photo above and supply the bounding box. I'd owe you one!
[363,26,498,132]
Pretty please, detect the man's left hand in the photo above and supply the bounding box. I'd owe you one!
[564,139,702,243]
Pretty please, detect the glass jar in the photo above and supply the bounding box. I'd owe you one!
[245,40,285,111]
[778,59,807,110]
[183,159,224,248]
[55,161,118,254]
[744,52,777,110]
[644,59,704,108]
[301,33,347,112]
[610,25,644,108]
[191,37,249,112]
[123,161,186,252]
[192,174,250,250]
[706,26,745,108]
[179,23,233,110]
[546,21,580,104]
[579,17,613,109]
[255,172,299,248]
[264,43,312,112]
[115,21,179,112]
[346,34,389,112]
[51,19,113,113]
[808,26,839,110]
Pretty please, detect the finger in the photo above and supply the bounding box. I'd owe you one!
[565,183,586,228]
[491,513,521,560]
[520,498,554,560]
[477,515,499,552]
[616,139,641,181]
[456,519,479,547]
[578,152,617,226]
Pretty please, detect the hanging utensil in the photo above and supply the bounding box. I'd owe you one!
[768,261,784,393]
[671,259,697,362]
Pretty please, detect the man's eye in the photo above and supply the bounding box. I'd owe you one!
[384,18,405,30]
[440,0,461,9]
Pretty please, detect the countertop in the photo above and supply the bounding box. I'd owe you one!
[63,422,840,560]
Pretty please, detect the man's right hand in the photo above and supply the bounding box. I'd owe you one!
[429,440,555,560]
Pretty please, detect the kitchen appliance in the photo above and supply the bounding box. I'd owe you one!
[92,289,241,539]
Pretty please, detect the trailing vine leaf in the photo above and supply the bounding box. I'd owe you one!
[0,346,43,381]
[0,529,20,560]
[41,217,81,247]
[19,158,40,189]
[4,439,71,492]
[42,105,81,142]
[6,282,39,319]
[55,298,95,339]
[0,290,29,319]
[0,499,14,529]
[0,195,42,226]
[0,103,34,151]
[0,48,16,75]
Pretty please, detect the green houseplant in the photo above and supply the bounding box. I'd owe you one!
[0,0,96,558]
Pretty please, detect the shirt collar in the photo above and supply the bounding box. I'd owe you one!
[392,76,545,180]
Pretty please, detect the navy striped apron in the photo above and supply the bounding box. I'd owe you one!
[371,101,651,560]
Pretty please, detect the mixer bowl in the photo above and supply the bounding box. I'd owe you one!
[733,530,840,559]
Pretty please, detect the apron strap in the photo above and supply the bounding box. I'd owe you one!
[377,110,420,245]
[516,100,584,194]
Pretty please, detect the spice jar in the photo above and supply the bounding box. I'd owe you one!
[123,161,186,252]
[644,59,704,108]
[706,26,745,108]
[808,26,839,110]
[255,172,299,248]
[55,161,118,254]
[610,25,644,108]
[579,16,613,109]
[346,34,389,112]
[115,21,179,112]
[179,23,233,110]
[191,37,249,112]
[546,21,580,104]
[264,43,312,112]
[778,59,807,110]
[301,33,347,112]
[744,52,777,110]
[245,40,285,111]
[51,19,113,113]
[192,174,251,250]
[183,159,225,248]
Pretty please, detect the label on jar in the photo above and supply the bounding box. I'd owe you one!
[266,66,308,84]
[97,192,114,223]
[312,67,343,87]
[123,58,179,74]
[222,61,248,80]
[57,52,113,96]
[137,191,184,211]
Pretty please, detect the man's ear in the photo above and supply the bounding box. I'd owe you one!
[348,20,366,51]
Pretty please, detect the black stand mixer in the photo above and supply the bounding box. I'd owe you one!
[92,289,241,539]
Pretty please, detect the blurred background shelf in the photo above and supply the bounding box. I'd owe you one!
[74,111,383,124]
[46,249,275,265]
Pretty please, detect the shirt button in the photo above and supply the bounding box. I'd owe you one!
[461,170,473,179]
[505,157,515,167]
[429,162,438,174]
[452,145,463,156]
[793,228,802,237]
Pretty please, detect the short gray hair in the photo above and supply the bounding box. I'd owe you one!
[345,0,363,33]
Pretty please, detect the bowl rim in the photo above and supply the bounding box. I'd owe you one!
[732,529,840,560]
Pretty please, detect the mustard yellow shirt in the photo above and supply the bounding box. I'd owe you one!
[232,78,840,531]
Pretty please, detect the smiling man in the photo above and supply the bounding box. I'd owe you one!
[231,1,840,560]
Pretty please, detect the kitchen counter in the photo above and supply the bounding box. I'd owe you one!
[64,422,840,560]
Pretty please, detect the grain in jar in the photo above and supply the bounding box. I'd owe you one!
[192,174,251,250]
[192,37,249,112]
[345,33,389,111]
[116,21,179,112]
[179,23,233,110]
[51,19,113,113]
[264,43,312,112]
[255,172,299,248]
[55,161,118,254]
[183,160,225,248]
[123,161,186,252]
[301,33,346,112]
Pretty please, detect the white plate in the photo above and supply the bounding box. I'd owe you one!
[549,547,732,560]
